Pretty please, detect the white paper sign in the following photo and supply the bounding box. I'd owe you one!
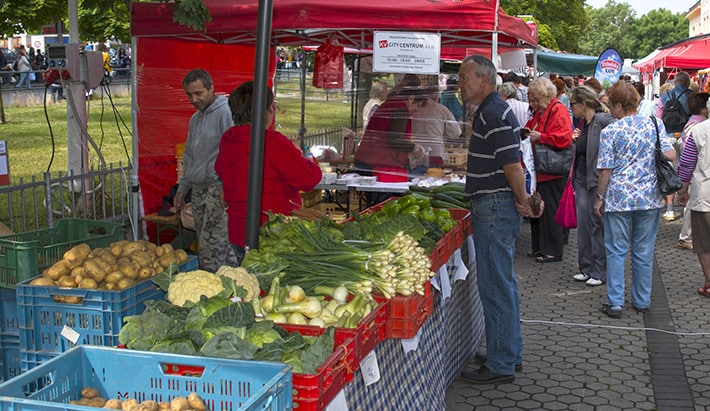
[400,325,423,353]
[467,235,476,267]
[438,263,451,303]
[453,249,469,282]
[0,141,6,155]
[360,351,381,386]
[325,390,349,411]
[61,325,80,345]
[373,31,441,75]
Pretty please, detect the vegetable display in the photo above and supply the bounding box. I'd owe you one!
[408,182,469,209]
[121,279,335,375]
[27,240,190,300]
[242,204,447,299]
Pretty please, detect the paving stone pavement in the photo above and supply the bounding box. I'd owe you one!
[445,209,710,410]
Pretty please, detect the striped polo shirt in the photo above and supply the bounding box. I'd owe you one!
[465,91,522,198]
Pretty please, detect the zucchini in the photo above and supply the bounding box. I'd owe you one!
[434,192,468,207]
[431,183,465,194]
[408,185,433,193]
[432,199,465,209]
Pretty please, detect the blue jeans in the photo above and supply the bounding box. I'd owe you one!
[603,208,661,309]
[470,191,523,374]
[16,72,30,89]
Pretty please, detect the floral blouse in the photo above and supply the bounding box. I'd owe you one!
[597,115,673,212]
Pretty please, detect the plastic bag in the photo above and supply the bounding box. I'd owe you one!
[313,39,344,89]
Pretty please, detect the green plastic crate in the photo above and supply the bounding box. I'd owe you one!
[0,219,125,289]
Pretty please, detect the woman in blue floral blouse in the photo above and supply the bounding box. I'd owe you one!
[593,81,676,319]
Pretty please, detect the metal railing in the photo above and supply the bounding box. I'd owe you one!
[0,163,132,234]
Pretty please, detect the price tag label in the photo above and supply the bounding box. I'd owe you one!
[61,325,80,344]
[453,249,469,282]
[400,326,422,353]
[439,264,451,302]
[324,389,349,411]
[360,351,381,386]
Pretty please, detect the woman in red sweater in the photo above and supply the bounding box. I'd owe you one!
[214,81,322,261]
[525,77,573,263]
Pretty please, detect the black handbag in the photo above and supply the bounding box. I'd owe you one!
[651,116,682,196]
[532,101,573,175]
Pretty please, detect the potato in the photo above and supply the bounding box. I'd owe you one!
[63,243,91,268]
[78,278,99,289]
[158,402,170,411]
[94,257,113,274]
[159,253,178,268]
[187,393,206,411]
[88,397,107,407]
[100,252,117,265]
[52,295,65,303]
[140,400,159,411]
[122,399,139,411]
[110,241,128,257]
[83,260,107,283]
[138,267,154,280]
[46,260,71,280]
[169,397,189,411]
[78,397,92,405]
[103,399,123,410]
[130,251,152,268]
[57,275,77,288]
[117,277,136,290]
[30,276,56,286]
[120,262,140,279]
[105,271,125,284]
[174,249,189,263]
[105,282,118,291]
[122,242,144,256]
[152,261,165,273]
[81,386,100,398]
[63,296,83,304]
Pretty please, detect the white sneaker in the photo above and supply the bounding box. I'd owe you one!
[586,278,604,286]
[573,273,589,282]
[662,210,676,221]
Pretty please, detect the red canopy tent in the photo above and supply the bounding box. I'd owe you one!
[129,0,538,227]
[634,34,710,74]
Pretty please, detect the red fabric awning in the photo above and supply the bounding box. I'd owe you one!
[634,35,710,73]
[131,0,538,49]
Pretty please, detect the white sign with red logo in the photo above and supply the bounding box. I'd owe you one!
[373,31,440,75]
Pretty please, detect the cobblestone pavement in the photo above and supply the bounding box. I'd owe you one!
[446,209,709,410]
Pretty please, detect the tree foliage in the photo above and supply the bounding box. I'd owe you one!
[0,0,209,43]
[629,9,688,59]
[501,0,588,53]
[577,1,637,58]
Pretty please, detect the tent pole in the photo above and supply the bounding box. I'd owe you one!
[299,50,307,152]
[533,48,538,78]
[245,0,274,251]
[492,0,500,69]
[130,36,140,241]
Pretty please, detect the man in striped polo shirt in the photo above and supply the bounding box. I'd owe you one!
[457,55,543,385]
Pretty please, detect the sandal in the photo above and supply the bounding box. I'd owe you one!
[697,284,710,297]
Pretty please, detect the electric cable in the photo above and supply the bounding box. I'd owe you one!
[521,318,710,337]
[44,80,57,173]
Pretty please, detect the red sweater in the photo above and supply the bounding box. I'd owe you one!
[525,99,573,182]
[214,126,322,247]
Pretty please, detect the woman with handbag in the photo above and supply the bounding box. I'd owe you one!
[593,81,676,318]
[525,77,573,263]
[569,86,615,286]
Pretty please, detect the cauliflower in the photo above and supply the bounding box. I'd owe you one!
[215,266,261,302]
[167,270,224,307]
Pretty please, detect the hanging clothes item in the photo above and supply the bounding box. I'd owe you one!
[313,38,344,89]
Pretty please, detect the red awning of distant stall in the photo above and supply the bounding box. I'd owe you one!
[635,34,710,73]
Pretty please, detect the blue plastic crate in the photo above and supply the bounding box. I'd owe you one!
[0,335,20,383]
[16,257,196,354]
[0,287,18,337]
[180,253,199,271]
[0,346,292,411]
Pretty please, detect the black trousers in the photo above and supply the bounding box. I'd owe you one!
[530,177,566,258]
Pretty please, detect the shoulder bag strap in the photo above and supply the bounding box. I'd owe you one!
[650,116,661,150]
[542,101,562,133]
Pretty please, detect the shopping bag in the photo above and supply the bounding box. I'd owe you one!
[555,178,576,229]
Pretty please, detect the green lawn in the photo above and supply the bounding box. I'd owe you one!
[2,77,353,183]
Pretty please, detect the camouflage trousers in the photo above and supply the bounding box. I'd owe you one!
[191,184,238,272]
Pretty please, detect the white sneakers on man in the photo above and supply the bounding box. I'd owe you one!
[585,278,604,286]
[662,210,676,221]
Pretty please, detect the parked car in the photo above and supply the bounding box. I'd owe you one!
[1,47,16,67]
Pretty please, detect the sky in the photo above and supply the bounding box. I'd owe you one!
[585,0,696,16]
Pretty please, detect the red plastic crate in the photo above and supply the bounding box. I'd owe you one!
[275,300,386,372]
[448,208,471,239]
[279,325,354,411]
[374,281,434,339]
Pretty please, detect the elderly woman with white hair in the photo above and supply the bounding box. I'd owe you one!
[524,77,573,263]
[499,81,530,126]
